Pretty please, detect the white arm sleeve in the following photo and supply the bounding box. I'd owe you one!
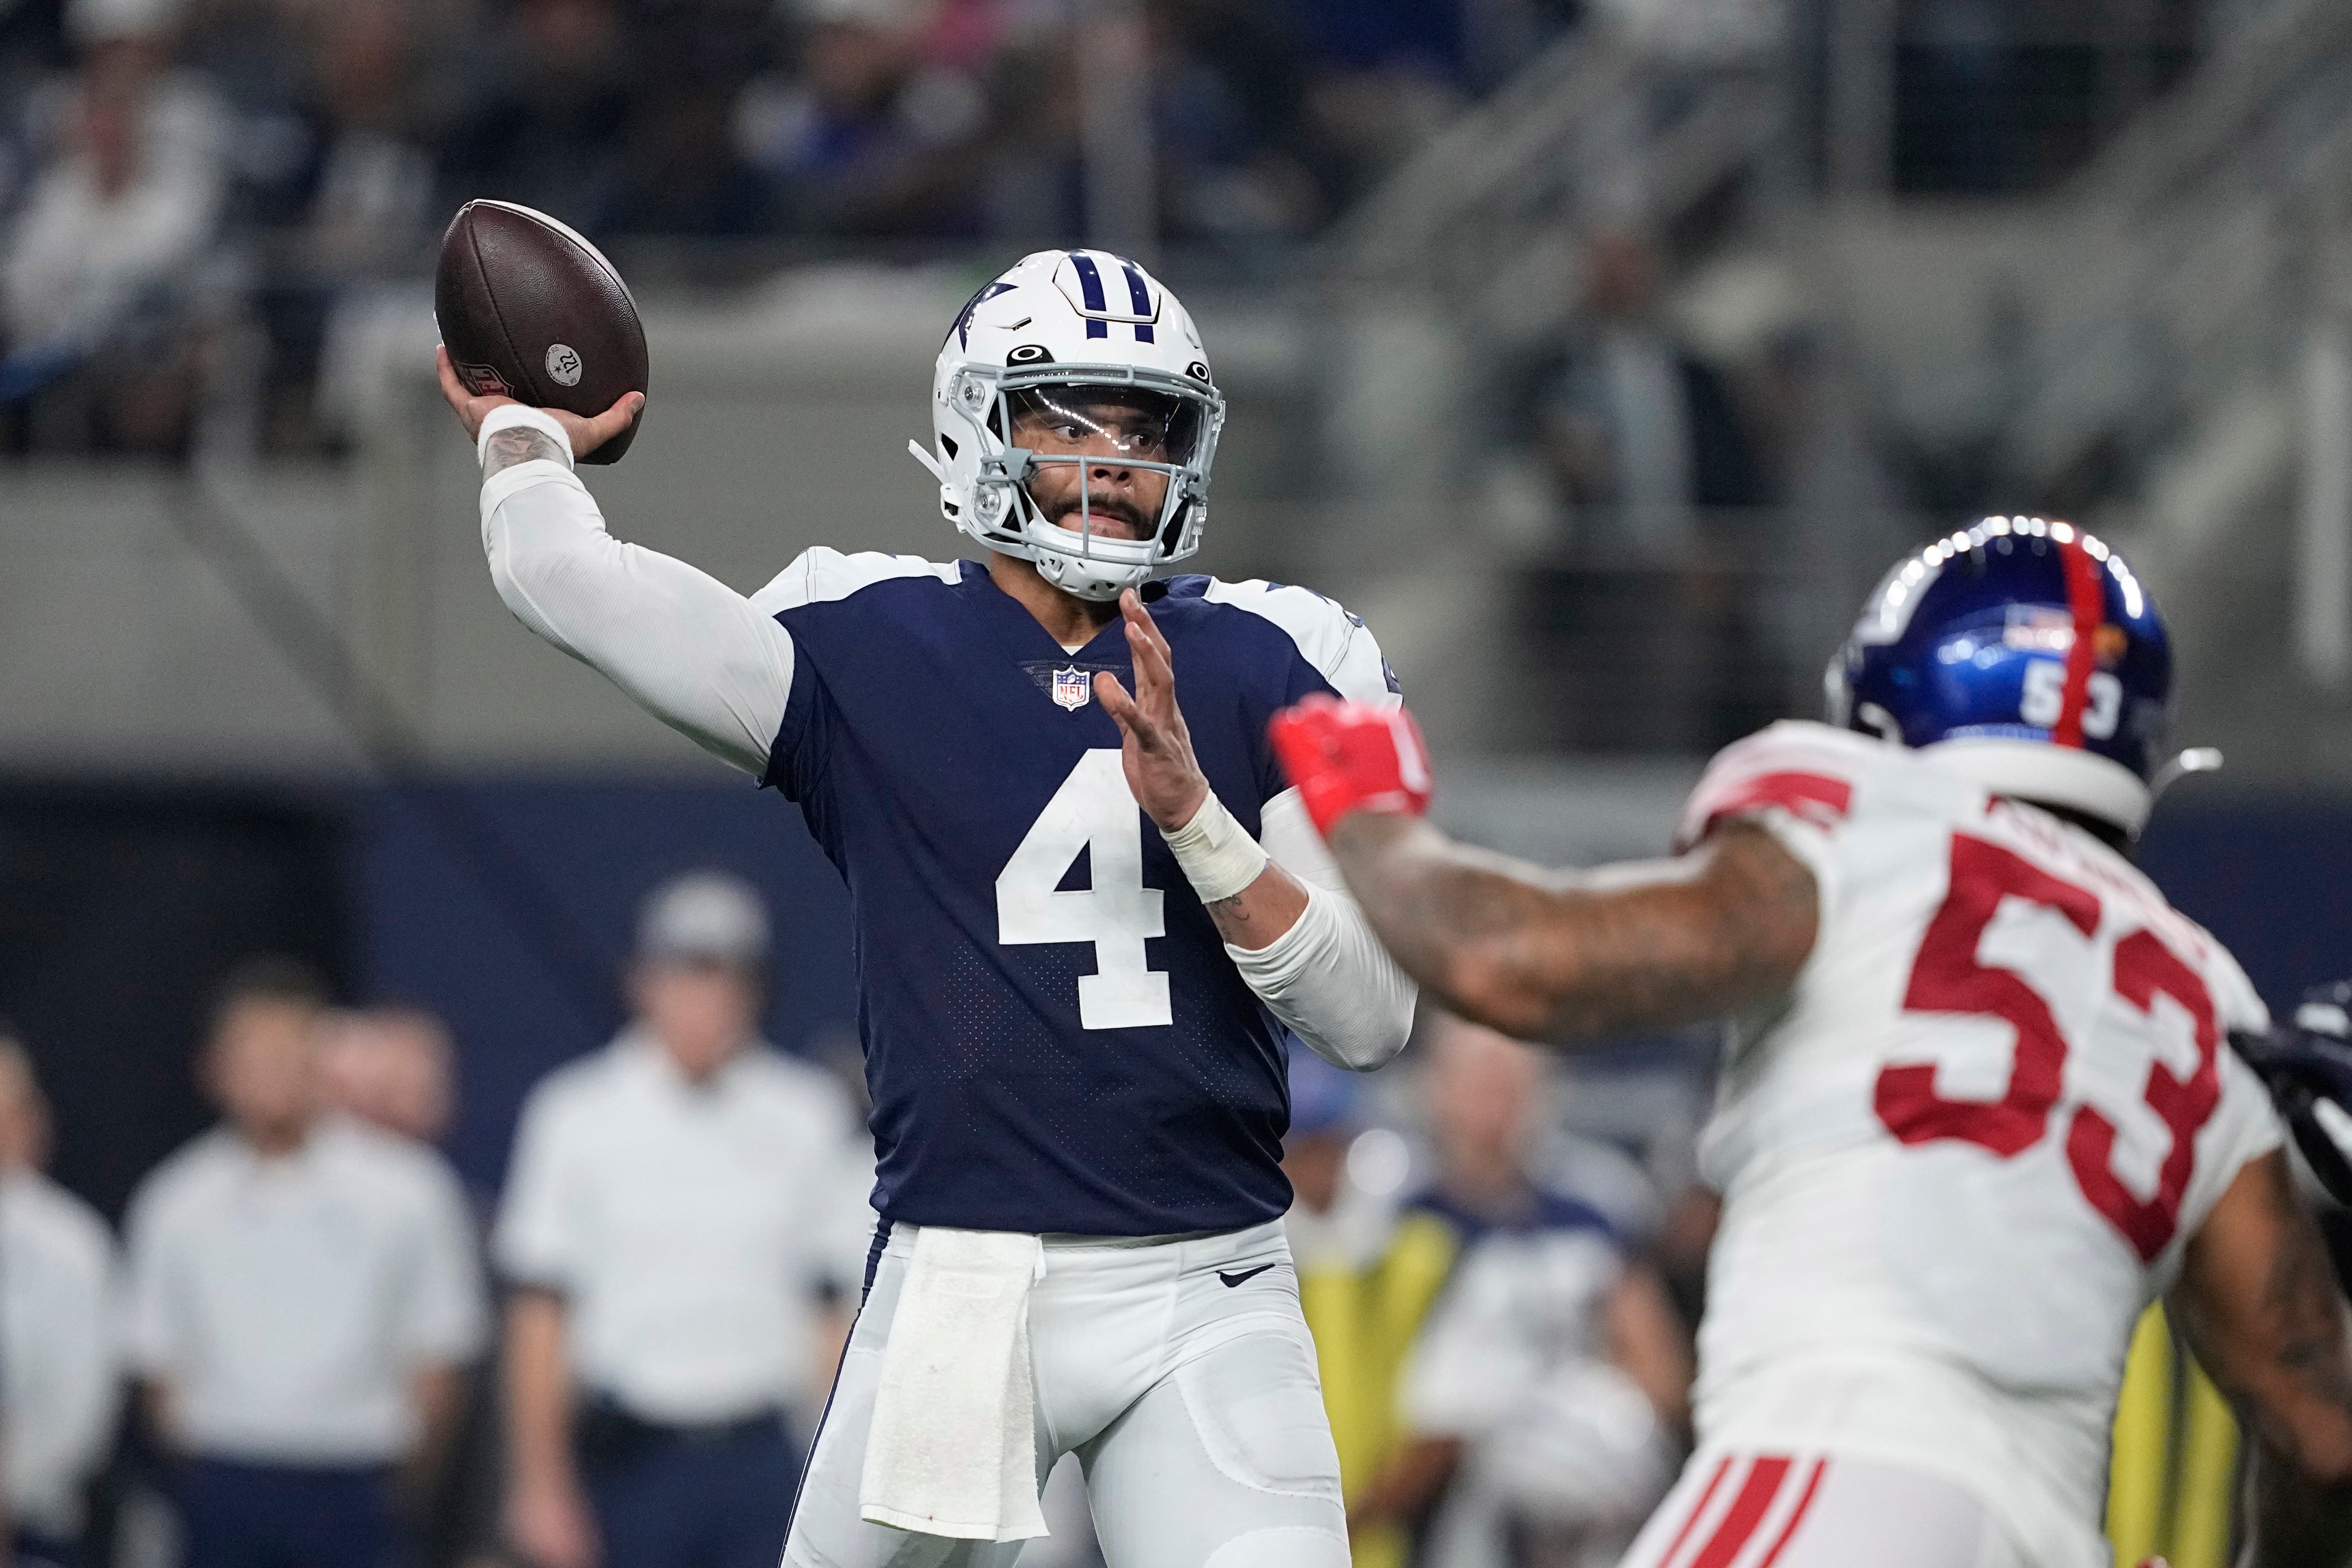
[1226,787,1418,1072]
[480,460,796,777]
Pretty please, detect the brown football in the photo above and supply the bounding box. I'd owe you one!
[435,199,649,465]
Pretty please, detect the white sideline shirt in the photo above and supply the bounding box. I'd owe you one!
[124,1118,488,1465]
[493,1032,865,1424]
[1,1170,119,1536]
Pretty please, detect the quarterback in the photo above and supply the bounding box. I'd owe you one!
[437,251,1415,1565]
[1272,518,2352,1567]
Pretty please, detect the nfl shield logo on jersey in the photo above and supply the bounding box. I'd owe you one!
[1052,667,1091,710]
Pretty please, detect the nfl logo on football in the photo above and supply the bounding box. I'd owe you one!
[1052,667,1091,711]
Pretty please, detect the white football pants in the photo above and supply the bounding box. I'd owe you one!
[1618,1450,2031,1568]
[781,1220,1350,1568]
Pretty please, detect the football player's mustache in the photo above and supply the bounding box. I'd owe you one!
[1048,494,1149,534]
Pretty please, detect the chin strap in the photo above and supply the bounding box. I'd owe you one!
[1037,555,1138,602]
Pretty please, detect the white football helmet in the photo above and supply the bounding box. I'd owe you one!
[909,249,1225,601]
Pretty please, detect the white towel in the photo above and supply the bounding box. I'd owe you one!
[858,1226,1050,1542]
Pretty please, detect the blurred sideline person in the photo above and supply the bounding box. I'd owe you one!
[323,1008,458,1150]
[439,247,1416,1568]
[1356,1018,1688,1568]
[1280,1050,1453,1568]
[0,1029,120,1568]
[125,958,488,1568]
[1272,518,2352,1567]
[493,872,862,1568]
[322,1004,507,1568]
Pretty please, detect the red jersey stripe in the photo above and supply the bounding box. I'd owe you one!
[1752,1458,1829,1568]
[1653,1456,1735,1568]
[1687,1456,1792,1568]
[1691,771,1855,846]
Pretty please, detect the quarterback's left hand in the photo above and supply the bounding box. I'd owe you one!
[1096,589,1210,830]
[2233,979,2352,1206]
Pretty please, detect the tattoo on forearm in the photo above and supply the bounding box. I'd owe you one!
[484,426,570,478]
[1328,817,1817,1044]
[2262,1204,2352,1425]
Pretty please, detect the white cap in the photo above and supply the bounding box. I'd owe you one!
[636,871,770,970]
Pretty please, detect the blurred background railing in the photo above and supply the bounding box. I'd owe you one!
[5,0,2347,776]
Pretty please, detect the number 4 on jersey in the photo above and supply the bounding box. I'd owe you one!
[996,750,1172,1030]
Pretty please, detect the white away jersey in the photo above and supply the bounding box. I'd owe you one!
[1675,721,2281,1568]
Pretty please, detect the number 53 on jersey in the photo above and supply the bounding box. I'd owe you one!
[1877,832,2223,1261]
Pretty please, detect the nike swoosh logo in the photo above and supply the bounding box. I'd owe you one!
[1217,1264,1278,1289]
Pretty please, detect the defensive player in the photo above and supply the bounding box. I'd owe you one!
[437,249,1415,1567]
[1270,517,2352,1568]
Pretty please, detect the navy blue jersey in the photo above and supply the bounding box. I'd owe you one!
[754,551,1398,1237]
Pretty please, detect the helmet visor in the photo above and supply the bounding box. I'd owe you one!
[1001,382,1207,470]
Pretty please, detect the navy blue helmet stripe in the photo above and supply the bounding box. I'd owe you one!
[1069,253,1110,339]
[1121,262,1155,342]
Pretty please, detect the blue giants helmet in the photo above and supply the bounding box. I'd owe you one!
[1825,516,2174,836]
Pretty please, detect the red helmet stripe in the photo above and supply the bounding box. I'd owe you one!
[2051,535,2106,748]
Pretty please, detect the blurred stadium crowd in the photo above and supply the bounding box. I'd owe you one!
[0,0,1578,453]
[0,868,1719,1568]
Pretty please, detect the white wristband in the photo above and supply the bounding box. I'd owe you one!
[477,403,574,470]
[1163,791,1270,904]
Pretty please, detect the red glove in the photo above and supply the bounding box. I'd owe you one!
[1267,694,1435,836]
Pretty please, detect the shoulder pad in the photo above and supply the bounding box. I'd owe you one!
[751,548,961,616]
[1202,577,1399,706]
[1678,721,1881,850]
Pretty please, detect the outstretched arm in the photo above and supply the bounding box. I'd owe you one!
[2168,1149,2352,1567]
[1325,813,1815,1045]
[1269,697,1816,1048]
[441,349,795,777]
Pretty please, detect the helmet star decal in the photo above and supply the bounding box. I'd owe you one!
[951,281,1018,350]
